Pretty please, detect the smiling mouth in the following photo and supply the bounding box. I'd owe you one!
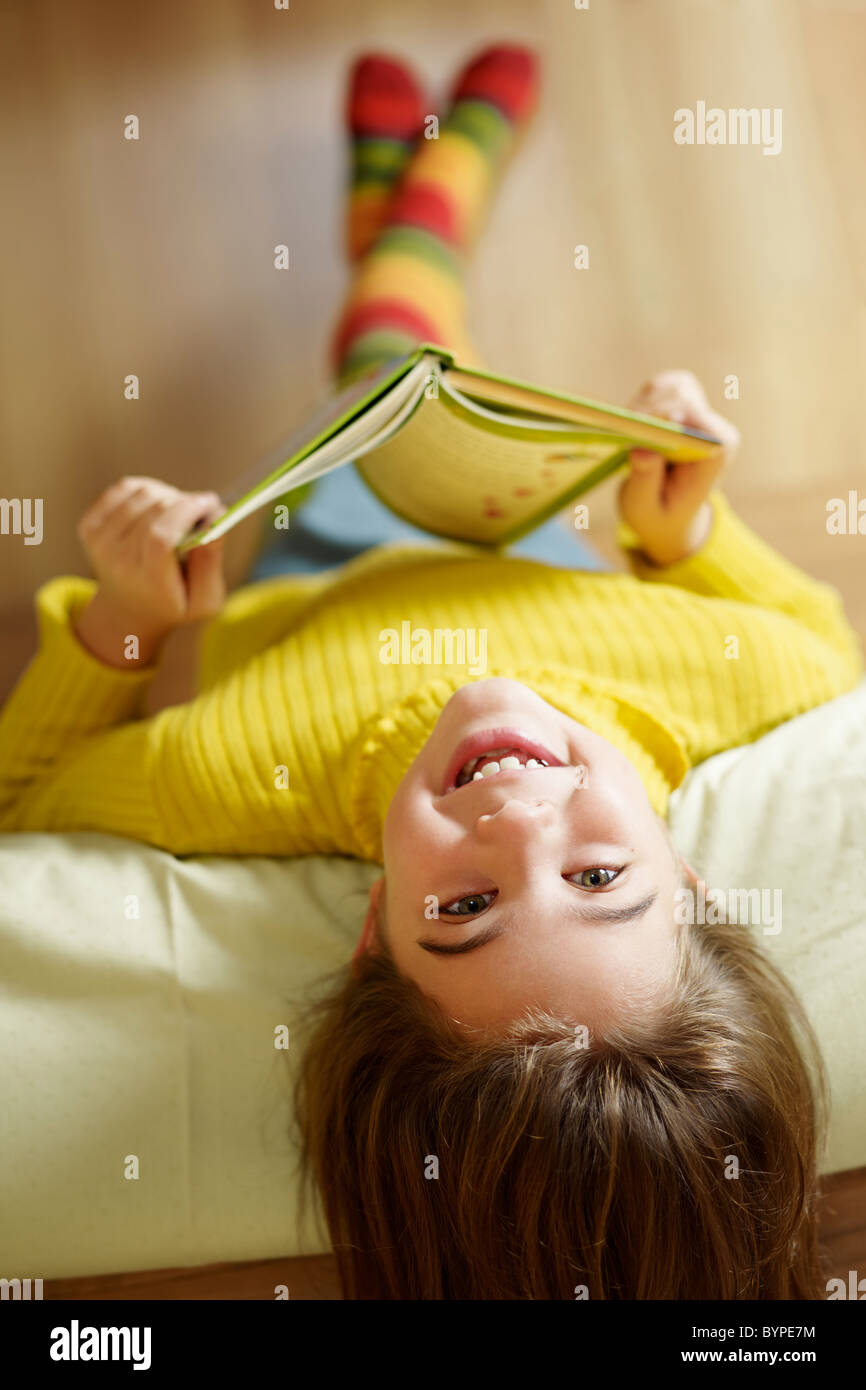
[442,729,568,794]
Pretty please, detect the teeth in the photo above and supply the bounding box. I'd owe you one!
[456,747,554,785]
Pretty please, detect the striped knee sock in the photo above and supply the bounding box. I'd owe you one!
[346,54,429,264]
[332,43,539,384]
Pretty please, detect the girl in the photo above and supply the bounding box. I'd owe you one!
[0,46,861,1299]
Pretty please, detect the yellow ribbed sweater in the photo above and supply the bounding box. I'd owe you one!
[0,494,861,862]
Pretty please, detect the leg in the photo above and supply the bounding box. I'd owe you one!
[345,54,430,263]
[331,43,539,384]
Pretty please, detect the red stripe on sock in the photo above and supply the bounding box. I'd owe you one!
[385,182,461,244]
[347,55,426,139]
[451,44,539,123]
[331,298,443,365]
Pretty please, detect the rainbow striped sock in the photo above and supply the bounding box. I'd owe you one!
[332,44,539,384]
[346,54,429,264]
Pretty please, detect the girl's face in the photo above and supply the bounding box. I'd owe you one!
[375,679,683,1031]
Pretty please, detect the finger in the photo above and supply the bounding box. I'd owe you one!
[644,370,708,406]
[665,454,726,511]
[182,495,226,618]
[628,448,666,479]
[177,492,223,545]
[632,378,711,429]
[131,492,218,557]
[79,478,173,540]
[630,393,690,428]
[629,370,704,407]
[691,407,739,452]
[684,444,727,485]
[653,389,736,447]
[112,484,183,543]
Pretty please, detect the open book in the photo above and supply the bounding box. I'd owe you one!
[177,344,723,552]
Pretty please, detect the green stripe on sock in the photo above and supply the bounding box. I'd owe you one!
[352,137,412,182]
[338,329,423,382]
[368,225,463,277]
[444,98,512,161]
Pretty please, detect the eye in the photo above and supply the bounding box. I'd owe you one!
[439,891,497,918]
[567,868,622,889]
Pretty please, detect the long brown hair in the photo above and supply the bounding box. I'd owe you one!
[292,910,828,1299]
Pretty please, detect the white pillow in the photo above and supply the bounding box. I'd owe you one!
[0,842,375,1279]
[668,678,866,1178]
[1,682,863,1279]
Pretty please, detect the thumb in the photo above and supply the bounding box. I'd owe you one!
[621,449,665,510]
[184,535,226,620]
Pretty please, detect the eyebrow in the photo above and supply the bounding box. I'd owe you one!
[416,890,660,957]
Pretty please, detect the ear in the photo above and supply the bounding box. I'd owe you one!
[352,875,384,970]
[679,855,705,892]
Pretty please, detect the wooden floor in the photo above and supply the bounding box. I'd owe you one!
[43,1165,865,1300]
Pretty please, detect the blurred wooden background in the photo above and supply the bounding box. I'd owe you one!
[1,0,865,704]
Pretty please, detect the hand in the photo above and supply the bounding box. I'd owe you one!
[618,370,740,567]
[74,477,226,668]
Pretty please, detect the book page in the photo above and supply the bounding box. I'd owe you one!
[444,365,722,459]
[358,384,625,543]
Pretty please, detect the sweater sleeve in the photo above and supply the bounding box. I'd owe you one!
[0,576,166,838]
[0,575,323,856]
[619,491,863,677]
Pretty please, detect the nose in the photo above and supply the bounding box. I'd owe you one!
[474,797,558,846]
